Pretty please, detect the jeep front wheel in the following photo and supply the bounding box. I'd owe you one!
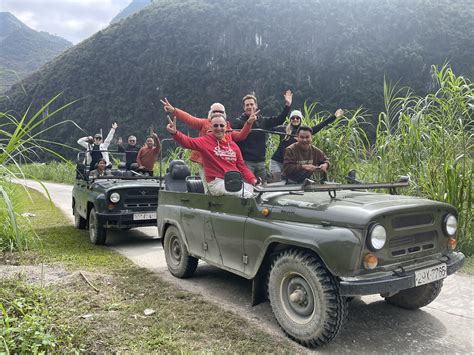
[164,226,198,278]
[73,203,87,229]
[384,280,443,309]
[268,249,347,347]
[89,207,106,245]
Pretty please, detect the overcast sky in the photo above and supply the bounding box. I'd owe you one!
[1,0,132,44]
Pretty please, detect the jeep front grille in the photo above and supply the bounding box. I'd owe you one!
[388,230,437,257]
[122,188,158,209]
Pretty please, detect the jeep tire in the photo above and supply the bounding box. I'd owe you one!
[164,226,198,278]
[89,207,106,245]
[268,249,347,347]
[73,203,87,229]
[385,280,443,309]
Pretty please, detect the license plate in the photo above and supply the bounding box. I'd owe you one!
[414,263,447,286]
[133,212,156,221]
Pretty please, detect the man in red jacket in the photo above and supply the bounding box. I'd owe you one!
[166,113,257,197]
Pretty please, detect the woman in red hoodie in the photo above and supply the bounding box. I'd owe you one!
[166,112,257,197]
[160,98,255,190]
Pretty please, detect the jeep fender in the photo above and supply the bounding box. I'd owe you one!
[160,219,191,251]
[244,221,365,279]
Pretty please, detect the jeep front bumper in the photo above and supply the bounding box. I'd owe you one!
[96,211,157,229]
[338,251,465,296]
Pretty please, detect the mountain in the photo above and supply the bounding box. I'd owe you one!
[0,12,72,93]
[110,0,152,24]
[1,0,473,159]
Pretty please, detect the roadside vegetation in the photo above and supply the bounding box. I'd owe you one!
[1,188,298,353]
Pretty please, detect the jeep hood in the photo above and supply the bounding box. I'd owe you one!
[261,190,453,228]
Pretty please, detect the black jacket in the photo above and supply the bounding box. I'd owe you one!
[232,105,291,162]
[118,144,140,167]
[271,114,337,163]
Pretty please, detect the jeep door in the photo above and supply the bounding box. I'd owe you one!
[178,193,216,262]
[208,195,250,272]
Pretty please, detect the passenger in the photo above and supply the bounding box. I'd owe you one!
[283,126,329,183]
[166,113,258,198]
[78,122,118,171]
[231,90,293,182]
[117,135,140,169]
[269,109,343,182]
[160,98,256,190]
[136,133,161,175]
[89,158,112,179]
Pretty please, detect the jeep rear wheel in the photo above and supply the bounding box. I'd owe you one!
[268,249,347,348]
[385,280,443,309]
[73,203,87,229]
[89,207,106,245]
[164,226,198,278]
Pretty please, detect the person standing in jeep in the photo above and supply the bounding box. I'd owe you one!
[117,135,140,169]
[77,122,117,171]
[232,90,293,182]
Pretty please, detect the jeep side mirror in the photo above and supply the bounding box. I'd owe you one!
[224,170,243,192]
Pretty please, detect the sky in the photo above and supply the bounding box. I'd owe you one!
[1,0,132,44]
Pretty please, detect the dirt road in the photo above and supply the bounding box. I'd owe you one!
[22,180,474,353]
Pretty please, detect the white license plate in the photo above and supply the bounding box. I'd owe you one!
[133,212,156,221]
[414,263,447,286]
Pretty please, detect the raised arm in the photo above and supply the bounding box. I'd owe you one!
[77,136,91,149]
[311,109,343,134]
[261,90,292,129]
[161,98,205,131]
[167,115,205,151]
[103,122,118,148]
[152,133,161,153]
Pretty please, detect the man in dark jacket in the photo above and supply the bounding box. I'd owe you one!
[232,90,292,181]
[117,135,140,169]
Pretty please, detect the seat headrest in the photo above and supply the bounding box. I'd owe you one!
[171,164,190,179]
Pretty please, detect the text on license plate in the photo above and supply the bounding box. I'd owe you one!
[133,212,156,221]
[414,263,447,286]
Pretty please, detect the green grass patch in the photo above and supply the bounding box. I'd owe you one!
[460,255,474,276]
[0,187,298,353]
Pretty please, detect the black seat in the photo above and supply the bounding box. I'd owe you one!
[165,160,191,192]
[186,177,205,193]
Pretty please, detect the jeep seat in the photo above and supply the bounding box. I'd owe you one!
[165,160,191,192]
[186,176,205,193]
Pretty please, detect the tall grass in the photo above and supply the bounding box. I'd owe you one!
[0,94,76,251]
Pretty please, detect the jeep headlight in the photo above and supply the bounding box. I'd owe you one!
[367,224,387,251]
[109,192,121,203]
[443,214,457,237]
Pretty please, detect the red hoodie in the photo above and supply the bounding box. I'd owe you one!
[173,131,257,185]
[173,108,252,164]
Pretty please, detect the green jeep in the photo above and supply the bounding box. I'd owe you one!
[157,164,465,348]
[72,152,162,245]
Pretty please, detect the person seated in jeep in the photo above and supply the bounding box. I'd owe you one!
[89,158,112,180]
[283,126,329,183]
[117,135,140,169]
[166,112,257,197]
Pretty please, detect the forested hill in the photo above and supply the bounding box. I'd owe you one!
[110,0,152,24]
[2,0,473,158]
[0,12,72,93]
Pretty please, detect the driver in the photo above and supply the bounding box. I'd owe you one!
[166,113,257,197]
[89,158,112,180]
[283,126,329,183]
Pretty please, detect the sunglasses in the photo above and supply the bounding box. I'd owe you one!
[212,110,225,114]
[212,124,226,128]
[129,140,136,142]
[290,116,301,121]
